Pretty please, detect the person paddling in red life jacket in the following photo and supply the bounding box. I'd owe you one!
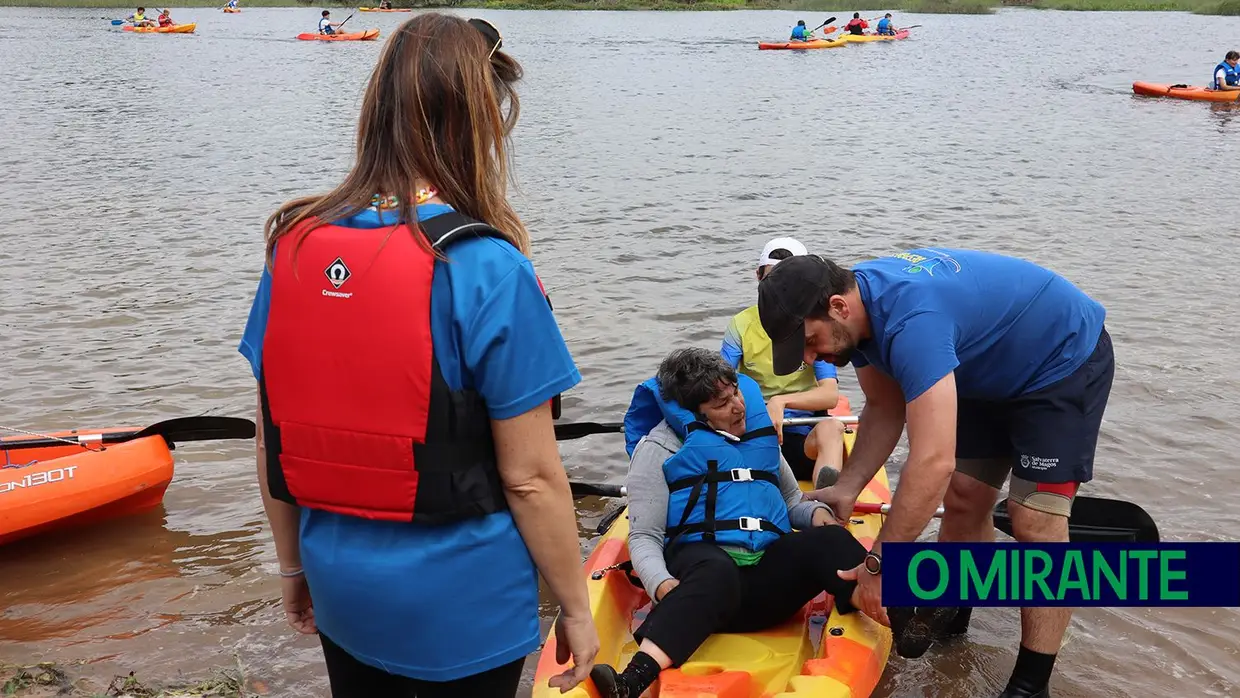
[844,12,869,35]
[157,9,173,27]
[238,14,599,698]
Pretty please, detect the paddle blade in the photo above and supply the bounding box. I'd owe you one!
[994,495,1160,543]
[134,416,256,447]
[569,481,625,499]
[554,421,623,441]
[111,19,124,24]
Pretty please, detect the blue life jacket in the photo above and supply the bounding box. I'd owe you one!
[791,25,808,40]
[1214,61,1239,90]
[624,373,790,552]
[877,18,893,34]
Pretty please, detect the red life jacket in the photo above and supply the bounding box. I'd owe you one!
[260,210,559,524]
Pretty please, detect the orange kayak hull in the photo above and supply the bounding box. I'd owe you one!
[1,431,175,546]
[123,22,196,33]
[223,7,240,12]
[758,37,846,50]
[1132,81,1240,102]
[532,395,895,698]
[359,7,413,11]
[296,29,380,41]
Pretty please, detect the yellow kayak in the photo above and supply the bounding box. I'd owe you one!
[532,400,893,698]
[840,29,910,43]
[123,22,196,33]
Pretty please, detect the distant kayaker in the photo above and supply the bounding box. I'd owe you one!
[844,12,868,35]
[225,0,238,9]
[239,13,598,697]
[127,7,155,27]
[318,10,343,35]
[379,0,393,8]
[157,9,173,27]
[589,348,869,698]
[876,13,895,35]
[721,237,845,488]
[790,19,812,41]
[1213,50,1240,92]
[758,250,1112,698]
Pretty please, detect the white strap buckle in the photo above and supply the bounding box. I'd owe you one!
[738,516,762,532]
[729,468,754,482]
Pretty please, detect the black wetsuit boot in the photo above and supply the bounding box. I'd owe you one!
[998,645,1056,698]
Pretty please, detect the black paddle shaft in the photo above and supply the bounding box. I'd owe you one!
[1,416,256,451]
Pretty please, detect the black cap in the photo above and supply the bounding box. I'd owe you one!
[757,255,834,376]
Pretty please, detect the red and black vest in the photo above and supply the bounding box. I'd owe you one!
[260,210,561,524]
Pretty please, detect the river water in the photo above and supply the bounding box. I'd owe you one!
[1,5,1238,697]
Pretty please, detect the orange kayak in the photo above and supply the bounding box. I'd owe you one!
[1,430,173,546]
[223,7,240,12]
[1132,81,1240,103]
[123,22,196,33]
[0,417,255,546]
[758,37,846,50]
[533,395,895,698]
[359,7,413,11]
[296,29,380,41]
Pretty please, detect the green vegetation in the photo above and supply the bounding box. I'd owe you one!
[1025,0,1238,12]
[0,661,252,698]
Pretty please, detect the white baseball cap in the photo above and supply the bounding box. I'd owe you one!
[758,237,808,268]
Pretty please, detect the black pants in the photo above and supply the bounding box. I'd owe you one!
[320,633,524,698]
[635,525,868,665]
[781,431,815,482]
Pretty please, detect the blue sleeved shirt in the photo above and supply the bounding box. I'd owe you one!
[850,248,1105,402]
[721,326,837,436]
[791,25,808,40]
[877,17,891,33]
[238,203,581,681]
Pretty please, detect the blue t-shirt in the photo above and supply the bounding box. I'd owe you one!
[877,17,892,33]
[791,25,808,40]
[720,334,837,436]
[850,248,1105,402]
[238,204,581,681]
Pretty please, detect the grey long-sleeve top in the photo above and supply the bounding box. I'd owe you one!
[625,420,833,602]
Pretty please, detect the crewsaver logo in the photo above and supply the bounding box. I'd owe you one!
[325,257,351,289]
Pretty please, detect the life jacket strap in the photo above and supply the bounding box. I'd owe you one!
[667,467,779,492]
[667,516,787,538]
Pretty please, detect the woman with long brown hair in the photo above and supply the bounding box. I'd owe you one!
[237,14,598,697]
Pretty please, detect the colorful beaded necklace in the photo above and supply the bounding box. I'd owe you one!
[370,187,438,210]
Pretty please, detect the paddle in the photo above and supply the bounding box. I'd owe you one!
[553,415,855,442]
[854,496,1160,543]
[572,483,1159,543]
[0,416,256,451]
[336,12,354,31]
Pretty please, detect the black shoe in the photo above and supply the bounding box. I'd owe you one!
[814,466,839,489]
[889,606,959,659]
[938,606,973,640]
[998,684,1050,698]
[590,664,629,698]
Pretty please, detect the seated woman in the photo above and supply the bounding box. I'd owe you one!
[590,348,870,698]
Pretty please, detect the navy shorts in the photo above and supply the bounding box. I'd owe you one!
[956,327,1114,487]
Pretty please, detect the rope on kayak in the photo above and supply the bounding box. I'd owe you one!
[0,424,104,451]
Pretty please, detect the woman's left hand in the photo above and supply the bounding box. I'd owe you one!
[811,508,839,527]
[281,573,317,634]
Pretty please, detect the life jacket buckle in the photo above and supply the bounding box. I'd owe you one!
[738,516,762,532]
[729,468,754,482]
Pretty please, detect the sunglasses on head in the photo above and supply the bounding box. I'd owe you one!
[468,17,503,59]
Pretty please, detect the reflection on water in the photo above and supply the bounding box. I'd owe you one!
[1,4,1238,698]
